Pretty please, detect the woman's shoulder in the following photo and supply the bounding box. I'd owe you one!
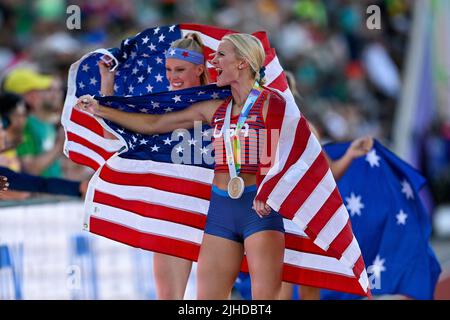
[194,97,228,110]
[192,97,228,123]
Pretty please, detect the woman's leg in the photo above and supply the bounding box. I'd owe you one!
[153,253,192,300]
[197,234,244,299]
[279,282,294,300]
[244,230,285,300]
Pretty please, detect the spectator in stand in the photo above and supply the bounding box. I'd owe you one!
[0,92,31,199]
[0,92,88,199]
[2,68,65,178]
[0,93,27,169]
[0,114,8,192]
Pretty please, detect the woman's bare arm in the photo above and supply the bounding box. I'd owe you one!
[76,96,221,135]
[329,137,374,180]
[99,57,116,96]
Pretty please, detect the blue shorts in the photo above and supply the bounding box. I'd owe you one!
[204,185,285,243]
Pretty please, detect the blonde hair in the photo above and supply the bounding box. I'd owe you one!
[222,33,266,85]
[170,33,209,85]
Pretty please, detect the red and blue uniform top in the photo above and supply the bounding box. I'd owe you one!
[211,89,269,174]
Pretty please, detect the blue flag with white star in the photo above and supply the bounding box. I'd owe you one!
[94,85,230,168]
[320,140,441,299]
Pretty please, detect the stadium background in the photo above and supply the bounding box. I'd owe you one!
[0,0,449,299]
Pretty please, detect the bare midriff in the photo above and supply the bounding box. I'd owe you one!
[212,172,257,190]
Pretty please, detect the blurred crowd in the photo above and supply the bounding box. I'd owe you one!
[0,0,448,205]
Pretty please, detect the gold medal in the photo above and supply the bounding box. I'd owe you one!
[228,176,245,199]
[223,82,262,200]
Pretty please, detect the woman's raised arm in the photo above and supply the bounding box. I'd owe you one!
[75,96,221,135]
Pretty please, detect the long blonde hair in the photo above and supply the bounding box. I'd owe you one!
[222,33,266,85]
[170,33,210,85]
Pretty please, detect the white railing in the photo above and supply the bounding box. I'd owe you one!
[0,199,197,300]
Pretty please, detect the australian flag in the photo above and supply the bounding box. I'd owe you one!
[320,140,441,299]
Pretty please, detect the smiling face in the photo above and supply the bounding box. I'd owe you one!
[210,40,243,87]
[165,58,204,90]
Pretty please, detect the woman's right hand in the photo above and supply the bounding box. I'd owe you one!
[347,136,374,159]
[98,55,116,82]
[75,95,100,115]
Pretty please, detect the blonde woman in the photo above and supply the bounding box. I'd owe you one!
[98,33,211,300]
[78,33,286,299]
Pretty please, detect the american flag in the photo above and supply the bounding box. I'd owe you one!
[61,24,370,296]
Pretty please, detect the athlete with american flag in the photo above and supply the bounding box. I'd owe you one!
[75,31,370,299]
[97,32,213,300]
[77,33,286,299]
[64,24,371,299]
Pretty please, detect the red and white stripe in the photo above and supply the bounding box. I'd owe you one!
[255,89,369,295]
[64,24,370,296]
[85,156,368,295]
[61,49,125,171]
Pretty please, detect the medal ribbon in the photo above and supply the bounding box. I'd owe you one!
[223,81,263,178]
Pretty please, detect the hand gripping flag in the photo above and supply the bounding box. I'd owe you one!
[62,24,371,296]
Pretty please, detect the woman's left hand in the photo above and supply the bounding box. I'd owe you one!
[75,95,100,115]
[253,199,272,217]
